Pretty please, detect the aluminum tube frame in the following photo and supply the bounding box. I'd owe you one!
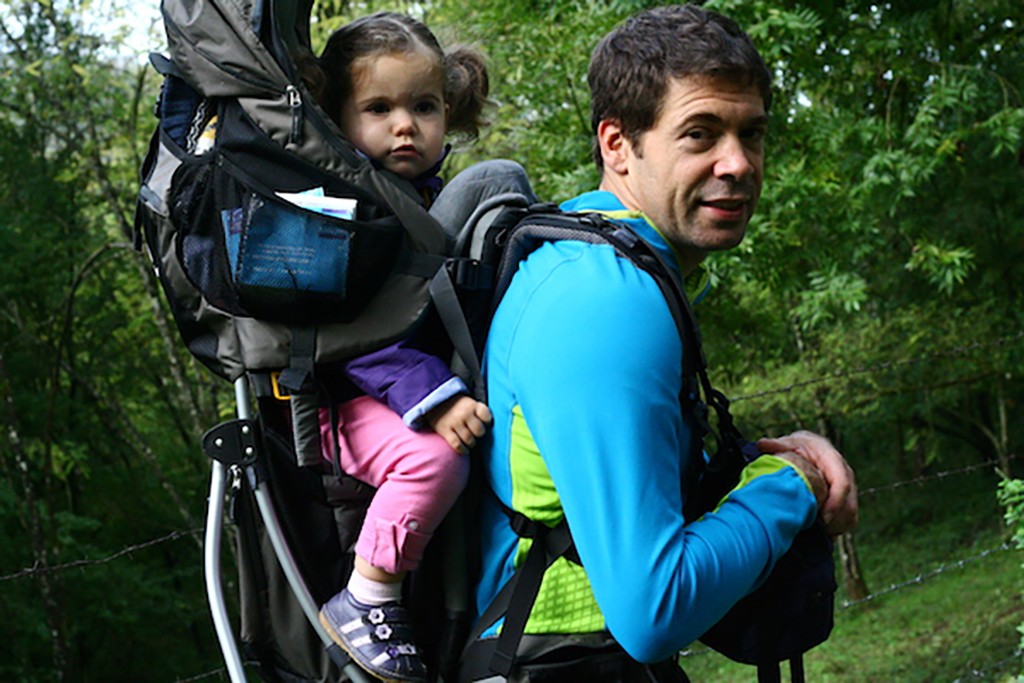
[205,377,373,683]
[203,382,250,683]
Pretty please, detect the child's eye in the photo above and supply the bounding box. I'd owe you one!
[366,102,391,115]
[414,100,439,114]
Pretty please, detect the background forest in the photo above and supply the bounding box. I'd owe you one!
[1,0,1022,681]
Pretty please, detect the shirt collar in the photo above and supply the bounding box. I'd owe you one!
[560,190,711,303]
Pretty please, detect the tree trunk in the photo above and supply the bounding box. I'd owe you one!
[837,532,869,602]
[802,365,872,605]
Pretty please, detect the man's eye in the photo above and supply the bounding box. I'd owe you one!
[683,128,716,144]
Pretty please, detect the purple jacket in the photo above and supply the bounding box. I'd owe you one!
[343,336,467,430]
[342,155,465,428]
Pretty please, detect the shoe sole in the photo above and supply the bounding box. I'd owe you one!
[318,610,419,683]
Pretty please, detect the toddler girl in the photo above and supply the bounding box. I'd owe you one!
[303,12,493,683]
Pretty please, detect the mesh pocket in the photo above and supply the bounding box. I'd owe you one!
[171,153,404,325]
[233,196,351,296]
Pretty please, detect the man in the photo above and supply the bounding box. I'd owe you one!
[465,5,858,681]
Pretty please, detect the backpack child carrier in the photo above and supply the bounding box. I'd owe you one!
[134,1,451,681]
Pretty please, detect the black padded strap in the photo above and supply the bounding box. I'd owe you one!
[460,517,575,678]
[430,262,485,401]
[278,326,322,468]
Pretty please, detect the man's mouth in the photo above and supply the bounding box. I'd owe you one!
[701,197,749,220]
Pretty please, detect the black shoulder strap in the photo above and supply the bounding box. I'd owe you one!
[460,509,576,679]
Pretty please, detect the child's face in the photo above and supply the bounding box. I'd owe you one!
[339,48,447,180]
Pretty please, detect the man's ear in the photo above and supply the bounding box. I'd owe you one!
[597,119,632,175]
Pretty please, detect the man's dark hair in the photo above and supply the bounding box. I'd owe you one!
[588,4,772,167]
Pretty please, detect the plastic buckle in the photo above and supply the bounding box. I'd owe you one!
[270,371,292,401]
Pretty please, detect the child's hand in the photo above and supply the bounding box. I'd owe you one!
[426,395,493,454]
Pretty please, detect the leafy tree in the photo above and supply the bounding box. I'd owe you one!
[700,0,1023,459]
[1,0,1020,679]
[0,1,225,679]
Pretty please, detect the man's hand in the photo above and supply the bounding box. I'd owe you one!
[773,451,828,509]
[757,430,858,535]
[427,395,493,454]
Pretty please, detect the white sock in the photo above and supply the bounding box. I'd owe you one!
[347,567,403,606]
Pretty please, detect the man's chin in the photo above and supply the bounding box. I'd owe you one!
[704,225,748,251]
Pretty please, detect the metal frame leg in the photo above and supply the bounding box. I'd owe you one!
[203,379,252,683]
[204,377,373,683]
[205,468,247,681]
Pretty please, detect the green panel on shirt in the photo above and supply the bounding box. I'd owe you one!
[508,406,605,634]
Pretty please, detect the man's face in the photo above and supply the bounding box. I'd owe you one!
[612,75,767,272]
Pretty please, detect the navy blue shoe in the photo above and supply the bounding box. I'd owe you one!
[319,588,427,683]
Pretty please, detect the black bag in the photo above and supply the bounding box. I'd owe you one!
[685,392,836,683]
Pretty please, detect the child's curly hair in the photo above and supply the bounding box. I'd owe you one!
[299,11,490,141]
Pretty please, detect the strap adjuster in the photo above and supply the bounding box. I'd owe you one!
[269,371,292,401]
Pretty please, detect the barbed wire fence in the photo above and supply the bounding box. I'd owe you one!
[1,454,1012,586]
[1,333,1021,680]
[730,331,1024,404]
[0,528,202,584]
[0,448,1014,680]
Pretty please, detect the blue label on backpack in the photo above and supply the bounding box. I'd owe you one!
[225,199,350,296]
[222,207,245,274]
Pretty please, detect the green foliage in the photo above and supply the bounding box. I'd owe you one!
[1,0,1021,679]
[999,476,1024,660]
[904,240,976,295]
[1002,478,1024,552]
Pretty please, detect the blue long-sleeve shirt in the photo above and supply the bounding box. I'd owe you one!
[473,190,818,662]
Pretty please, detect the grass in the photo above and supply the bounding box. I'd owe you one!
[679,466,1024,682]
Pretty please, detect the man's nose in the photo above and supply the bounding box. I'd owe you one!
[714,135,757,180]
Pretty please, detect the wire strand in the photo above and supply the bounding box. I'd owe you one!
[0,528,201,583]
[860,454,1019,497]
[839,542,1015,609]
[731,332,1024,403]
[172,668,228,683]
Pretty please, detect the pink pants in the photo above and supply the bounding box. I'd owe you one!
[319,396,469,574]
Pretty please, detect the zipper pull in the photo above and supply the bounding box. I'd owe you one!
[286,85,304,146]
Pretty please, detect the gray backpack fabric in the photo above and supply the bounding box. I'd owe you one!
[134,4,450,679]
[136,0,447,381]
